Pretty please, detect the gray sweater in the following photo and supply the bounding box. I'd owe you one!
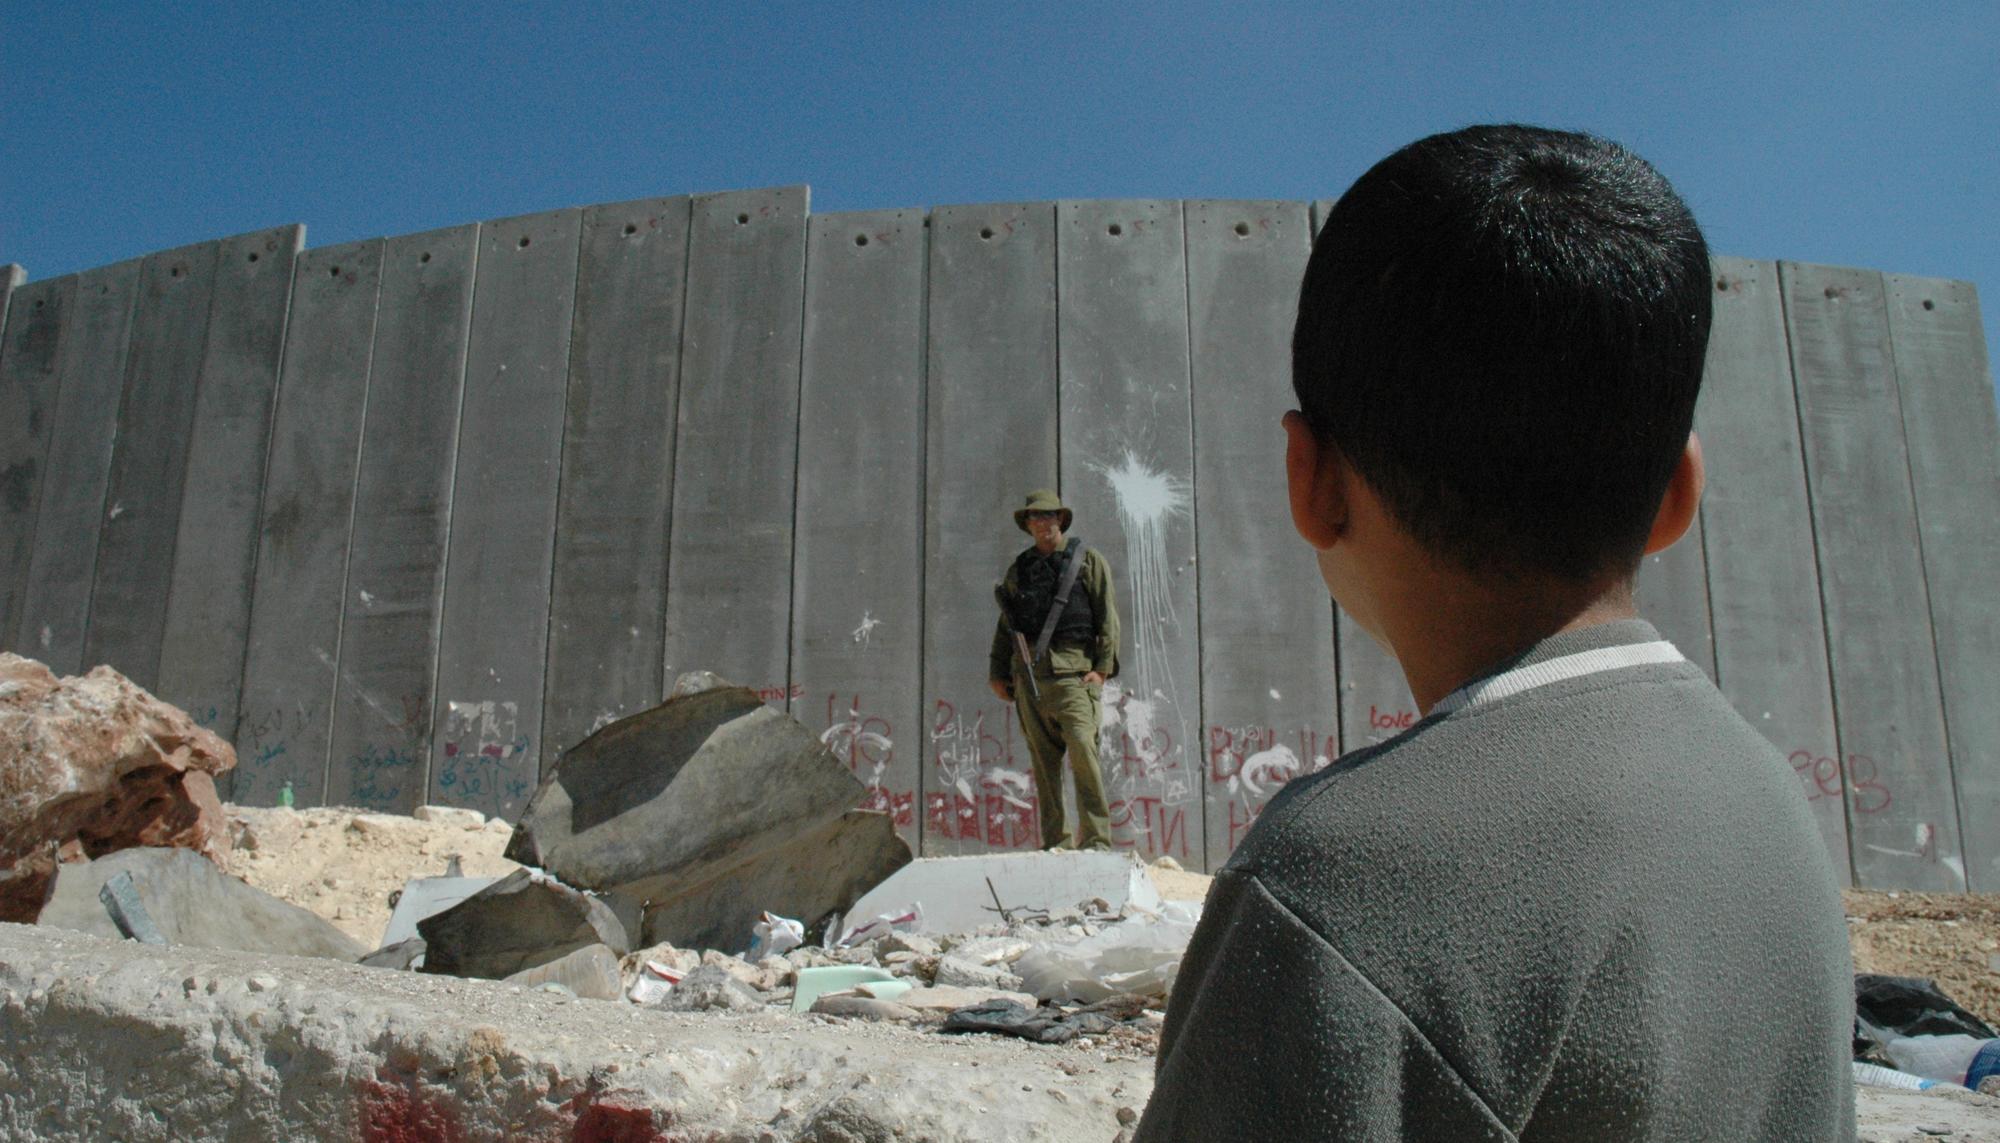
[1137,620,1855,1141]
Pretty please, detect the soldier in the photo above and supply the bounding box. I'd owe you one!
[989,489,1121,851]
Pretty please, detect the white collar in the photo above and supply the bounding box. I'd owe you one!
[1431,641,1685,717]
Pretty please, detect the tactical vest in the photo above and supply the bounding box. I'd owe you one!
[1008,540,1095,646]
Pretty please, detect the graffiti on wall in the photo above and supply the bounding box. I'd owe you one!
[818,691,916,833]
[438,699,532,805]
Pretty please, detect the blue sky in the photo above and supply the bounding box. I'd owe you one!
[3,2,1996,362]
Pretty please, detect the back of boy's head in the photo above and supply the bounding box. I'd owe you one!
[1293,124,1712,583]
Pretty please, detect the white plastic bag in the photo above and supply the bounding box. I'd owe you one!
[748,911,805,959]
[1013,900,1201,1003]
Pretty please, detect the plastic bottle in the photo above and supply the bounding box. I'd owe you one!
[1882,1033,2000,1086]
[278,779,294,808]
[1851,1061,1946,1091]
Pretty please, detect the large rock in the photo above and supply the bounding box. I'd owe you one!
[0,655,235,922]
[37,846,365,960]
[417,868,629,980]
[505,678,911,954]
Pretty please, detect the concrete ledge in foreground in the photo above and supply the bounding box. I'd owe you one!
[0,923,1150,1142]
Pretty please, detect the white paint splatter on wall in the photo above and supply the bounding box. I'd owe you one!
[851,611,882,645]
[1095,449,1190,725]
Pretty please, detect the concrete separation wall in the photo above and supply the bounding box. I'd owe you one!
[0,922,1149,1141]
[1,191,1995,886]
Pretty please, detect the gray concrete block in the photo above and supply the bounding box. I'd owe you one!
[506,681,911,954]
[417,868,628,980]
[38,847,366,961]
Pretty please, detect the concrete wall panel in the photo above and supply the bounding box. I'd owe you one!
[0,274,76,645]
[327,226,478,813]
[1186,200,1336,869]
[82,240,220,690]
[921,202,1059,856]
[1885,274,2000,890]
[1698,257,1849,876]
[11,259,141,672]
[233,239,383,807]
[661,187,809,695]
[430,210,582,819]
[157,225,305,753]
[1057,199,1201,864]
[1785,261,1961,890]
[792,209,927,848]
[540,197,690,774]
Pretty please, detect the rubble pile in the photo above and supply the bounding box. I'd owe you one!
[0,654,235,923]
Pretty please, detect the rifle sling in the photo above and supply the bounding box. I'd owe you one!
[1030,537,1087,666]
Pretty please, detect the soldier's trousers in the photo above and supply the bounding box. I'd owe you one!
[1011,667,1111,850]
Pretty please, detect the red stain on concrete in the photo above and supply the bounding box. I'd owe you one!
[360,1080,466,1143]
[570,1095,673,1143]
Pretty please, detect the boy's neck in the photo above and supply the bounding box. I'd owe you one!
[1373,562,1639,715]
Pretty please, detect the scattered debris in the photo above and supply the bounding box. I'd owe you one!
[38,846,365,960]
[0,654,235,922]
[503,675,911,954]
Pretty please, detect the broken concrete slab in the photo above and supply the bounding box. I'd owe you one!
[417,868,628,980]
[358,937,425,971]
[839,850,1163,939]
[377,875,501,949]
[503,943,623,1001]
[504,678,910,954]
[37,847,365,961]
[0,654,235,922]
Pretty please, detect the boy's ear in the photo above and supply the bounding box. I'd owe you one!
[1642,432,1706,555]
[1284,411,1348,550]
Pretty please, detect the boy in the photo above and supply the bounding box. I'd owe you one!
[1135,126,1854,1140]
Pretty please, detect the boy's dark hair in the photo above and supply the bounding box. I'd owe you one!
[1293,124,1712,581]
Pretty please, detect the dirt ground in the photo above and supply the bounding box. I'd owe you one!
[1846,888,2000,1032]
[218,804,520,949]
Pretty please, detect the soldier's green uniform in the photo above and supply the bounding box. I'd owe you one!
[989,490,1121,850]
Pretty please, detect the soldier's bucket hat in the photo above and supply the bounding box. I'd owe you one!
[1014,489,1073,533]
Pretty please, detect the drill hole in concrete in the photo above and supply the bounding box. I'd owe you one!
[1108,223,1124,237]
[1233,222,1250,237]
[855,234,869,247]
[171,265,184,278]
[248,251,260,263]
[624,223,638,236]
[420,252,431,264]
[979,227,994,240]
[1923,299,1936,311]
[1716,277,1729,292]
[32,298,43,309]
[736,213,750,225]
[329,266,341,279]
[517,236,531,249]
